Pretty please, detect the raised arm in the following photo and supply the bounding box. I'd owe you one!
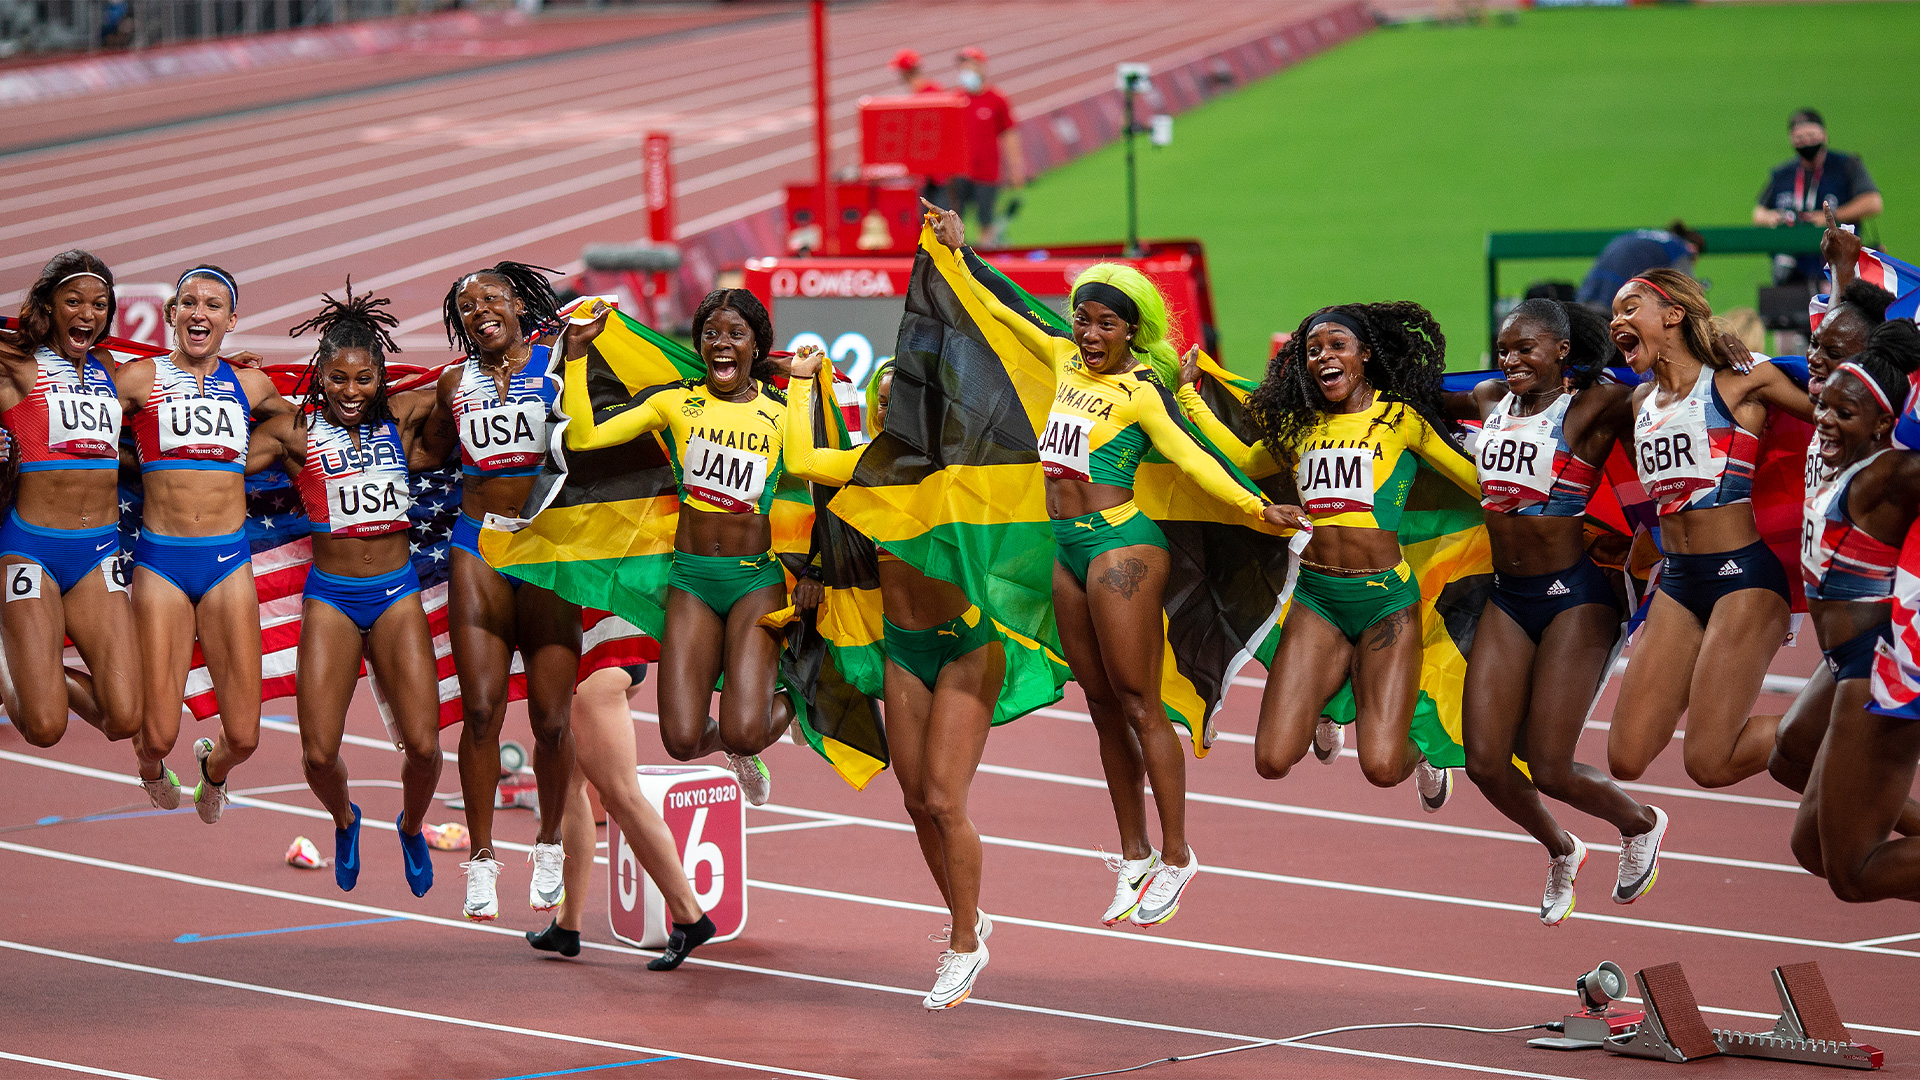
[388,386,450,470]
[781,347,863,486]
[1136,379,1269,522]
[1172,347,1283,479]
[560,352,672,451]
[922,199,1072,369]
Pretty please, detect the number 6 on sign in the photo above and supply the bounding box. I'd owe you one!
[608,765,747,950]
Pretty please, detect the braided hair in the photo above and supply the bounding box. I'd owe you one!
[441,262,562,357]
[692,288,779,382]
[1503,298,1620,392]
[17,250,116,356]
[289,280,402,428]
[1248,301,1452,453]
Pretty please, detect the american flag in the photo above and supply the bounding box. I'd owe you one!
[158,360,651,735]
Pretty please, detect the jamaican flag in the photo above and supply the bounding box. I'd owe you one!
[947,244,1290,756]
[479,305,698,631]
[828,230,1061,661]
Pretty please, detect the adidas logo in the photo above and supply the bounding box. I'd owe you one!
[1718,560,1742,577]
[1546,579,1570,596]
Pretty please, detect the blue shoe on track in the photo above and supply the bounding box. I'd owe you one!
[398,814,433,897]
[334,804,362,893]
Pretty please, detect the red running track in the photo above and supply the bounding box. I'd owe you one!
[0,0,1366,364]
[2,631,1917,1079]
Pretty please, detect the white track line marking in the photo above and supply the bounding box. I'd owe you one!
[5,833,1916,1048]
[0,938,852,1080]
[0,1051,165,1080]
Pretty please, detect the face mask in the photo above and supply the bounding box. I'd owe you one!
[958,69,983,93]
[1797,140,1825,162]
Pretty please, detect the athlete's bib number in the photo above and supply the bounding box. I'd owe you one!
[462,402,548,471]
[1476,413,1556,505]
[1038,413,1095,482]
[683,435,767,513]
[1635,398,1717,504]
[1295,447,1374,515]
[46,390,121,456]
[156,398,247,461]
[326,470,409,534]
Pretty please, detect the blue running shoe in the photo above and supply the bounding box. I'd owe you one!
[334,804,362,893]
[397,814,433,897]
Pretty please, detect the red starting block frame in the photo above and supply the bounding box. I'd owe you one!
[607,765,747,950]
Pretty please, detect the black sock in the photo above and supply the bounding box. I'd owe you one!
[526,918,580,958]
[647,914,715,971]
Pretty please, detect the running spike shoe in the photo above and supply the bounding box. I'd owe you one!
[1415,758,1453,813]
[1541,833,1587,926]
[724,752,771,806]
[1131,850,1199,927]
[191,737,226,824]
[924,943,989,1010]
[1613,805,1669,905]
[1100,849,1159,926]
[140,765,181,810]
[1312,717,1344,764]
[528,842,566,911]
[461,853,503,921]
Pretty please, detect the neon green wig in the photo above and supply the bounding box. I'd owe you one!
[1070,263,1181,389]
[864,358,895,435]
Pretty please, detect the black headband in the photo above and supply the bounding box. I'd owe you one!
[1305,310,1367,342]
[1071,281,1140,327]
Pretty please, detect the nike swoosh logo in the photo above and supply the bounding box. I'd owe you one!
[215,552,240,563]
[91,540,115,553]
[384,586,404,597]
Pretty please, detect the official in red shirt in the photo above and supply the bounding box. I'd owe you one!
[950,46,1026,246]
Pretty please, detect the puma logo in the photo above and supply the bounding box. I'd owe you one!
[1074,520,1098,530]
[1363,579,1390,590]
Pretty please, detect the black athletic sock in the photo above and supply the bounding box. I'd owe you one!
[526,918,580,958]
[647,914,716,971]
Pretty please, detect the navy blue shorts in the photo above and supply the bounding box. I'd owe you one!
[1490,554,1621,644]
[306,564,421,634]
[1825,622,1892,682]
[134,529,250,605]
[0,510,120,595]
[1657,539,1792,627]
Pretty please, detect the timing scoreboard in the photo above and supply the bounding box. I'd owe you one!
[740,241,1219,402]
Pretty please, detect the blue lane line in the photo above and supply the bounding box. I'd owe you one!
[491,1058,678,1080]
[175,916,404,943]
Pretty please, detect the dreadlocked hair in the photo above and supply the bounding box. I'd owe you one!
[18,250,116,356]
[1248,301,1452,453]
[441,262,562,357]
[1841,319,1920,417]
[692,288,780,381]
[1503,298,1619,391]
[289,279,402,428]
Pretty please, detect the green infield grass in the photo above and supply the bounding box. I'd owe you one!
[1005,2,1920,374]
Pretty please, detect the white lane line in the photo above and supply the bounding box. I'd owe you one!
[741,802,1918,959]
[4,742,1879,959]
[0,938,853,1080]
[8,832,1914,1047]
[0,1051,165,1080]
[1853,931,1920,947]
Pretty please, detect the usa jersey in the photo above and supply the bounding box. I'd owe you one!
[131,357,252,473]
[296,415,410,538]
[452,344,559,478]
[3,347,121,472]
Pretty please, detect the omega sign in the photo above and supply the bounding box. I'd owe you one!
[768,268,898,298]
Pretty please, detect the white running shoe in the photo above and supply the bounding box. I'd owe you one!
[1132,850,1199,927]
[724,752,771,806]
[1541,834,1588,926]
[1613,805,1669,905]
[528,842,566,911]
[976,908,992,944]
[461,853,503,921]
[191,738,226,824]
[1415,758,1452,813]
[923,943,989,1010]
[140,765,181,811]
[1312,718,1344,765]
[1100,850,1160,926]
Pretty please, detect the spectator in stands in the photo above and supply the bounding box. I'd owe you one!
[950,46,1026,247]
[890,49,942,94]
[1575,220,1706,308]
[1755,108,1882,282]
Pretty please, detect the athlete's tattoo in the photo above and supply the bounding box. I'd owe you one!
[1367,608,1411,652]
[1098,557,1149,600]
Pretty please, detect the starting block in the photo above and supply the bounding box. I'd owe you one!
[1605,962,1722,1062]
[607,765,747,950]
[1712,962,1883,1070]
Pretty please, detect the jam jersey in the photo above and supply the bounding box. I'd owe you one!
[1180,389,1477,532]
[4,347,120,472]
[452,344,559,478]
[1633,365,1758,516]
[565,368,789,516]
[1802,448,1898,602]
[131,356,252,473]
[296,414,410,538]
[1475,391,1601,517]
